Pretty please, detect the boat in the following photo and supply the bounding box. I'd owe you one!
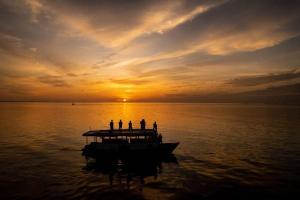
[82,129,179,158]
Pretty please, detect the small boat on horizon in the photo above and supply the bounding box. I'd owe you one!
[82,128,179,158]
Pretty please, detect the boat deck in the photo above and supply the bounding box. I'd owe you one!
[83,129,156,137]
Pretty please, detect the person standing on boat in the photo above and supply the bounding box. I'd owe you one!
[153,121,157,132]
[119,120,123,130]
[140,119,146,130]
[110,120,114,131]
[128,120,133,131]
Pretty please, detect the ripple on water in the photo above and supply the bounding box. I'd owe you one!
[0,103,300,199]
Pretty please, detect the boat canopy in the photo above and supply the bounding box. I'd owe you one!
[83,129,156,137]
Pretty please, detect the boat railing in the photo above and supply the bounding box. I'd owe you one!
[82,129,160,144]
[102,138,129,144]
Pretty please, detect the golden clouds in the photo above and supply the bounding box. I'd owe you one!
[1,0,300,102]
[41,0,220,48]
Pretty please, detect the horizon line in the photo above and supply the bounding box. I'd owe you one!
[0,100,299,106]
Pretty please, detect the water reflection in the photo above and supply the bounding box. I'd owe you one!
[83,153,178,190]
[0,103,299,199]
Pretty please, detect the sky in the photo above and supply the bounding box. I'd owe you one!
[0,0,300,103]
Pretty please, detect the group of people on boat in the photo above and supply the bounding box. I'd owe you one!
[109,119,158,132]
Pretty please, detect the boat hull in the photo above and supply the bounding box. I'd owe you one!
[82,142,179,158]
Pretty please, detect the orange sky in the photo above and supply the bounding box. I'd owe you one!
[0,0,300,102]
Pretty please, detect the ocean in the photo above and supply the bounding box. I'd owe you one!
[0,102,299,199]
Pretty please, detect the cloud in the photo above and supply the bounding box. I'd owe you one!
[28,0,224,48]
[66,73,77,77]
[24,0,43,23]
[110,78,151,86]
[0,33,27,58]
[124,0,300,62]
[1,0,300,102]
[159,83,300,104]
[227,70,300,86]
[191,0,300,55]
[37,75,70,87]
[93,0,300,70]
[179,34,300,71]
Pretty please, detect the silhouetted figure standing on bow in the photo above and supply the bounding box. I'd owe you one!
[119,120,123,130]
[140,119,146,130]
[110,120,114,131]
[153,121,157,132]
[128,120,133,131]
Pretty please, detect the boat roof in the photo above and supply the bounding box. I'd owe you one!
[82,129,156,137]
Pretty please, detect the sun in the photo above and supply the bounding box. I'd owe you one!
[123,98,127,102]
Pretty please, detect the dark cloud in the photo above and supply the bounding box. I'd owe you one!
[0,32,29,58]
[227,83,300,104]
[47,0,221,27]
[0,0,57,43]
[38,75,70,87]
[181,34,300,70]
[227,70,300,86]
[110,78,151,85]
[242,83,300,96]
[0,77,39,101]
[141,0,300,54]
[159,83,300,104]
[66,73,77,77]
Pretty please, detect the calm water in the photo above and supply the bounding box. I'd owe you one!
[0,103,300,199]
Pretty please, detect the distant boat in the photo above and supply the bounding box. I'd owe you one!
[82,128,179,158]
[72,103,75,105]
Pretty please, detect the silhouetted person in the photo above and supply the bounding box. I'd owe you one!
[128,120,133,131]
[119,120,123,130]
[140,119,146,130]
[110,120,114,131]
[153,121,157,132]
